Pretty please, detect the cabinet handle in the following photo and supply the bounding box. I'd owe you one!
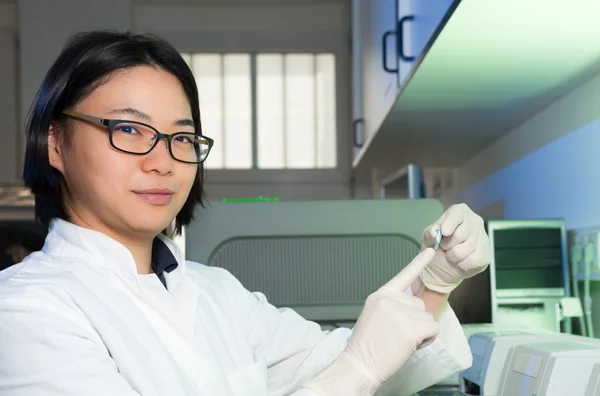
[398,15,415,61]
[352,118,364,148]
[382,30,398,73]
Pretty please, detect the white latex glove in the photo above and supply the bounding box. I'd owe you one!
[302,249,440,396]
[421,203,491,294]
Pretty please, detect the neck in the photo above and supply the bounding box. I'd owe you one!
[65,208,155,275]
[97,225,155,274]
[125,239,154,275]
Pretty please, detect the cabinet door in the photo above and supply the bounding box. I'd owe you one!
[361,0,400,145]
[397,0,455,86]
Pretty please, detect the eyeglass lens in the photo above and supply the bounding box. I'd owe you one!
[110,122,209,163]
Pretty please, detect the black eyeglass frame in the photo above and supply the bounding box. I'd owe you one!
[62,110,214,164]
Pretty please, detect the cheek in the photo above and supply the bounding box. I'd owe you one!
[177,165,198,195]
[64,142,130,197]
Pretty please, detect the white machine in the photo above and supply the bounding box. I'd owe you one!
[585,363,600,396]
[496,341,600,396]
[460,330,600,395]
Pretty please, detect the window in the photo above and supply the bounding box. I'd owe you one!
[181,53,337,170]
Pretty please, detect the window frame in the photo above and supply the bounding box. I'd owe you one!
[183,51,338,172]
[162,30,351,184]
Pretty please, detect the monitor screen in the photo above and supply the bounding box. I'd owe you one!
[492,227,564,290]
[447,265,493,324]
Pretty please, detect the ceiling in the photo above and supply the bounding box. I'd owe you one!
[354,0,600,169]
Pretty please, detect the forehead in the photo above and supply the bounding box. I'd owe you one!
[77,66,192,119]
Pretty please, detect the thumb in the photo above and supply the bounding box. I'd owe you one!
[384,248,436,292]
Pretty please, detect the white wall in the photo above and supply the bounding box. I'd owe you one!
[0,2,18,183]
[456,70,600,230]
[14,0,131,185]
[134,1,356,202]
[9,0,361,201]
[457,69,600,194]
[19,0,132,128]
[455,70,600,337]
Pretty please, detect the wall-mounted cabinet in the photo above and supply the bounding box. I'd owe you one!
[353,0,457,164]
[353,0,600,172]
[394,0,455,87]
[355,0,398,155]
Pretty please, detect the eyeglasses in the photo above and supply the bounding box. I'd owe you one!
[62,110,214,164]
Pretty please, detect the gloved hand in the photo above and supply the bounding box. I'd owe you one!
[302,249,440,396]
[420,203,491,294]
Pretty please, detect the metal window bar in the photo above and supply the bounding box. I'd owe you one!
[219,53,226,167]
[185,51,336,170]
[250,54,258,169]
[282,53,288,169]
[312,53,318,168]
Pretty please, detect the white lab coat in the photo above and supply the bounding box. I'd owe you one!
[0,219,472,396]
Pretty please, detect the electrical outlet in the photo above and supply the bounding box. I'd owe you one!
[590,232,600,272]
[570,242,583,274]
[572,228,600,281]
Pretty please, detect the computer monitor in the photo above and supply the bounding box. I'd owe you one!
[485,219,571,333]
[486,219,568,298]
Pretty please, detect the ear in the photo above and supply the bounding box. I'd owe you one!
[48,124,65,173]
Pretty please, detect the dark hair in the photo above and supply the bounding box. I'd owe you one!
[22,30,205,235]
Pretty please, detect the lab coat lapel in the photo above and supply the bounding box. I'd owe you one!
[167,271,203,341]
[46,220,233,396]
[61,271,197,396]
[157,235,201,341]
[132,289,228,393]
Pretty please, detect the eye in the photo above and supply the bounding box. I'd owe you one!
[114,124,140,135]
[175,135,193,144]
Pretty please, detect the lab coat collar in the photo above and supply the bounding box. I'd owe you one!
[43,219,187,284]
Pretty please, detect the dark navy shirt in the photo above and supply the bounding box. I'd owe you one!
[151,238,179,289]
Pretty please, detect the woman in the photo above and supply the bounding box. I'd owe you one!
[0,31,491,396]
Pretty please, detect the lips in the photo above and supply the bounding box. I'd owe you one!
[135,188,175,194]
[133,188,175,205]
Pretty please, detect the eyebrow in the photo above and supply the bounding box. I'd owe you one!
[105,107,195,128]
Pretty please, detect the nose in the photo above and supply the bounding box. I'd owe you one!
[141,137,175,175]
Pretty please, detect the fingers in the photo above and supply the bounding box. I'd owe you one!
[421,212,447,248]
[439,220,472,251]
[456,230,491,273]
[444,222,479,262]
[384,248,436,292]
[422,204,469,249]
[417,318,440,350]
[385,296,438,346]
[439,204,468,237]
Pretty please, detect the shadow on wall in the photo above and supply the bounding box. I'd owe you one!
[478,200,506,221]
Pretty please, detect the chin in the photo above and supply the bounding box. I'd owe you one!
[127,212,176,235]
